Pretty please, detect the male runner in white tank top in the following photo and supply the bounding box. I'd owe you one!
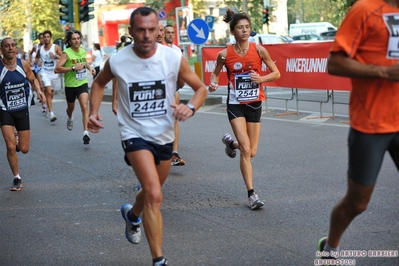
[35,30,62,122]
[88,7,207,266]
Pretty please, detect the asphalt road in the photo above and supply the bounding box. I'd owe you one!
[0,91,397,266]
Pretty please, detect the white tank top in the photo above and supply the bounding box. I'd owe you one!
[39,44,57,73]
[110,44,182,145]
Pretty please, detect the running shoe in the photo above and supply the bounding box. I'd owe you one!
[317,237,339,265]
[153,258,168,266]
[50,113,57,122]
[171,152,185,166]
[41,106,46,113]
[67,118,73,131]
[10,178,22,191]
[121,203,141,244]
[222,133,236,158]
[83,132,90,145]
[248,193,264,210]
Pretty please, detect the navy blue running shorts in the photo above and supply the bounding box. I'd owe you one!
[0,109,30,131]
[121,138,173,166]
[348,128,399,186]
[227,101,262,122]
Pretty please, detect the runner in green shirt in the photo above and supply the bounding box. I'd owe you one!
[55,30,96,144]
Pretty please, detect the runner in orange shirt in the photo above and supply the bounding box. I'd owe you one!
[208,9,280,210]
[318,0,399,261]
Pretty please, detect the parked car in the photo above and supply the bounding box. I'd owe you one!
[230,34,290,45]
[292,34,325,41]
[280,35,294,43]
[320,30,337,40]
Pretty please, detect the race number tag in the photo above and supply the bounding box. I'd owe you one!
[6,87,27,110]
[383,13,399,59]
[234,73,259,101]
[43,60,55,71]
[76,69,87,80]
[128,80,166,118]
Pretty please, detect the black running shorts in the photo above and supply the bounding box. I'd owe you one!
[65,83,89,103]
[0,109,30,131]
[227,101,262,122]
[348,128,399,186]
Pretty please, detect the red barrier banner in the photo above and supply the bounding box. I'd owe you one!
[201,42,351,91]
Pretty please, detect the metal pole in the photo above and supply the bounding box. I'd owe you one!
[263,0,270,33]
[74,0,81,31]
[180,0,188,57]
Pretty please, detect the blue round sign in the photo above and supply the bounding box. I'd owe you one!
[158,10,166,19]
[187,18,210,45]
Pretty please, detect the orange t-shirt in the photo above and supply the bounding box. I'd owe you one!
[225,42,265,105]
[331,0,399,133]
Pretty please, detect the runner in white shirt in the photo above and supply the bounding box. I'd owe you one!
[35,30,62,122]
[88,7,207,266]
[92,43,102,79]
[164,24,186,166]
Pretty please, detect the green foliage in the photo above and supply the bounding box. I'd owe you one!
[190,0,208,18]
[0,0,65,50]
[144,0,176,25]
[223,0,264,34]
[144,0,165,11]
[287,0,356,28]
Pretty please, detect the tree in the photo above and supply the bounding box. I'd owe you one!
[223,0,264,34]
[190,0,207,19]
[0,0,65,50]
[287,0,357,28]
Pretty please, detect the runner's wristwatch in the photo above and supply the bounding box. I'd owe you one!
[72,66,75,71]
[186,103,195,116]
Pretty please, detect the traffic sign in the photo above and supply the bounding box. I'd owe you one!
[158,10,166,19]
[187,18,210,45]
[159,20,167,26]
[205,16,215,30]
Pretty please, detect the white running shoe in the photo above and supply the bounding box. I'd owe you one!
[248,193,265,210]
[50,113,57,122]
[222,133,236,158]
[67,118,73,131]
[121,203,141,244]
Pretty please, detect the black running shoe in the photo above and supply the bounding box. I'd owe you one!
[83,133,90,145]
[317,237,340,266]
[10,178,22,191]
[153,258,168,266]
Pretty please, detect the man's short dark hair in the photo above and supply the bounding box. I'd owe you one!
[129,6,158,26]
[0,37,13,47]
[43,30,52,38]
